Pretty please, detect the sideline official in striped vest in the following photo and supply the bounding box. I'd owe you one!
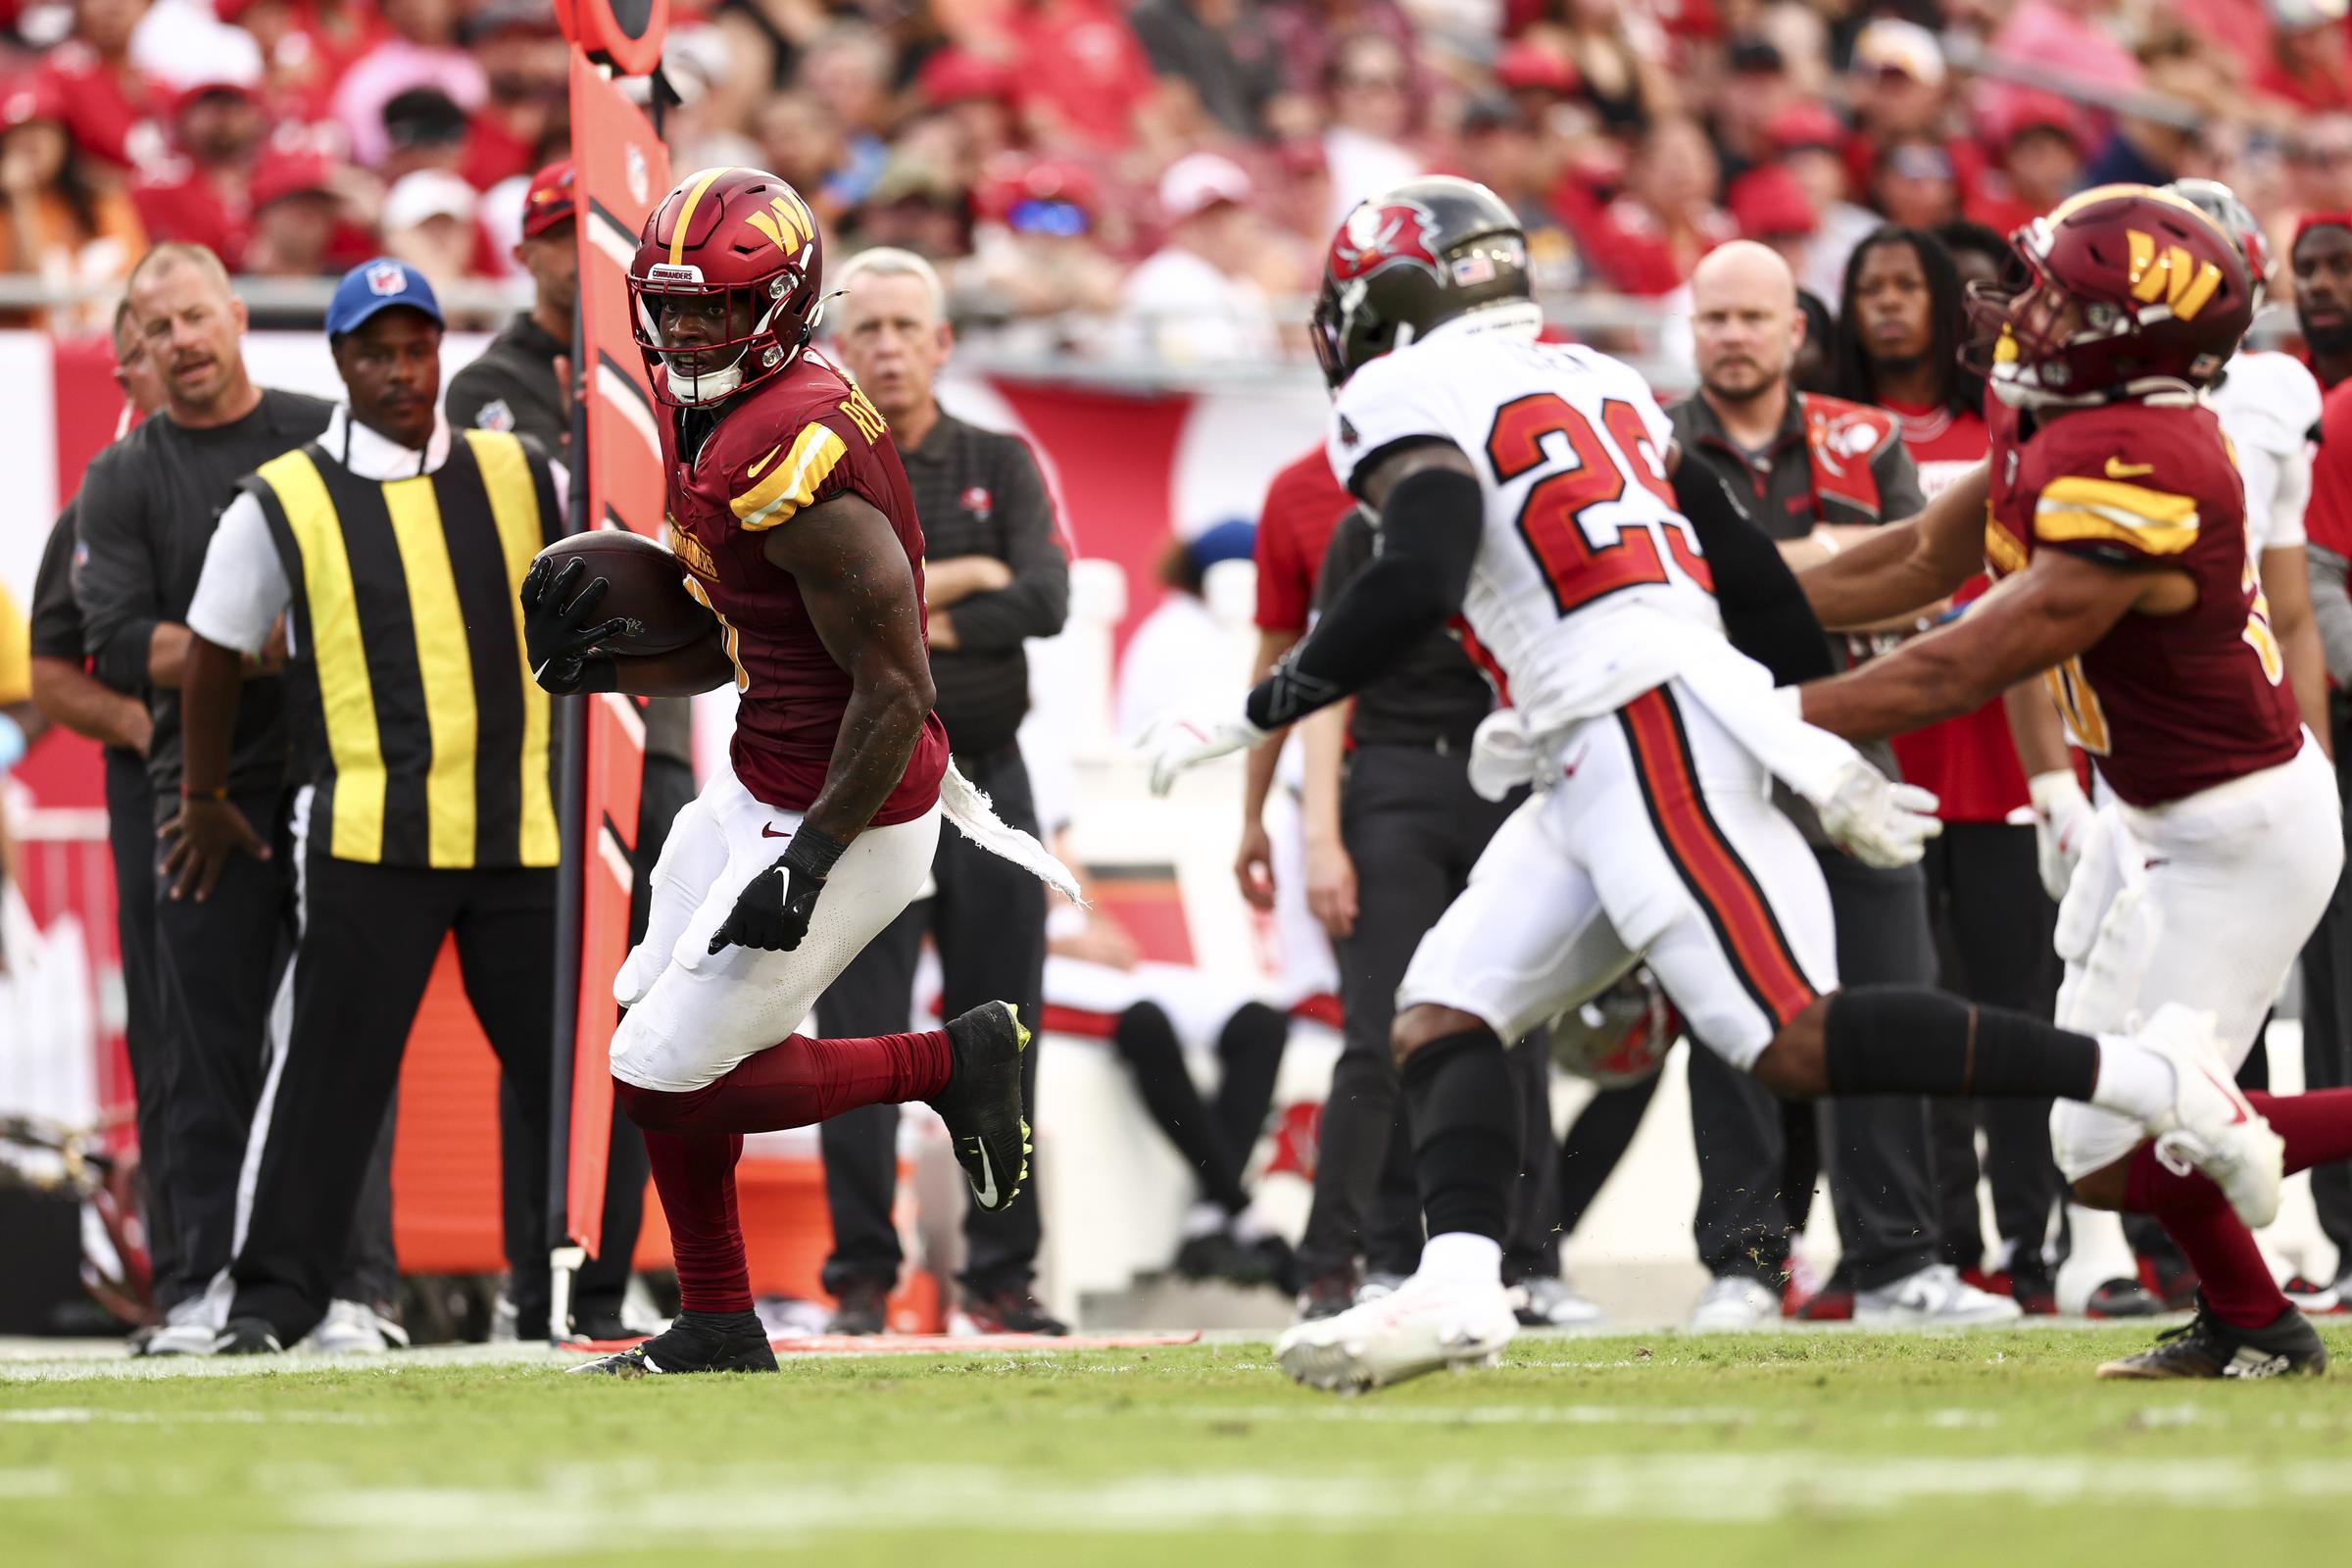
[173,260,566,1353]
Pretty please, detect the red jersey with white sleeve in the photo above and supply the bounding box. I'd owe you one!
[662,347,949,825]
[1881,400,2026,823]
[1984,395,2301,808]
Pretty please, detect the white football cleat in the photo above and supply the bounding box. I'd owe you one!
[1274,1272,1517,1395]
[2136,1003,2284,1230]
[1854,1263,2023,1328]
[1687,1275,1780,1333]
[300,1298,392,1355]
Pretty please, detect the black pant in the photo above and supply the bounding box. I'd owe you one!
[228,853,556,1342]
[2293,709,2352,1272]
[1921,822,2067,1275]
[1298,745,1517,1282]
[498,756,689,1328]
[1103,1000,1288,1216]
[816,744,1047,1298]
[103,752,179,1310]
[1689,851,1940,1291]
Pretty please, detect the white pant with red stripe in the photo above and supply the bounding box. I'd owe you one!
[1398,680,1837,1070]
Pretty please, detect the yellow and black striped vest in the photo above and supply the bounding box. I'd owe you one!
[244,428,561,869]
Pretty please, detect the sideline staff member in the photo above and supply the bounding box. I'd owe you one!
[175,261,565,1353]
[814,247,1070,1336]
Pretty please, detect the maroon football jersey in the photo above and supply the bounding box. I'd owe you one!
[1984,396,2301,808]
[662,348,949,825]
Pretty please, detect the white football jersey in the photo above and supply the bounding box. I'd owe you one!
[2210,348,2323,558]
[1326,318,1725,735]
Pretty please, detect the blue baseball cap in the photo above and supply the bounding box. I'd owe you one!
[325,257,444,339]
[1185,519,1257,577]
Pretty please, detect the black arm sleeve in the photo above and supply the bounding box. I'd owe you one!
[1244,466,1480,729]
[1672,458,1837,685]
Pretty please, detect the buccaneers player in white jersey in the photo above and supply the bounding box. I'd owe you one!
[1801,184,2352,1378]
[523,168,1068,1376]
[1148,175,2277,1394]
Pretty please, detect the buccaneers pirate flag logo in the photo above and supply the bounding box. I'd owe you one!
[1328,199,1444,284]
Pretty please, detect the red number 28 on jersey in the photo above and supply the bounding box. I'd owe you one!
[1485,393,1711,614]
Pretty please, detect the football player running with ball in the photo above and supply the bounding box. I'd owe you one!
[1799,185,2352,1379]
[1146,176,2279,1394]
[523,168,1074,1377]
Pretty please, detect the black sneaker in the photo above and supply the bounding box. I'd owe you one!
[1295,1268,1358,1322]
[827,1280,890,1336]
[928,1003,1031,1213]
[569,1309,777,1376]
[961,1287,1068,1336]
[214,1316,283,1355]
[568,1307,637,1344]
[2007,1262,2060,1317]
[2096,1297,2328,1380]
[2085,1276,2166,1318]
[1173,1229,1245,1282]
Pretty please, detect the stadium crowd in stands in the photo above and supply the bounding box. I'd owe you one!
[2,0,2350,344]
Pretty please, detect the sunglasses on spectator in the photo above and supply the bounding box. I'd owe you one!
[1009,198,1090,236]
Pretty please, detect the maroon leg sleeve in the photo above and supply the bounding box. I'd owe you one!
[643,1129,753,1315]
[2124,1145,2289,1331]
[615,1029,954,1137]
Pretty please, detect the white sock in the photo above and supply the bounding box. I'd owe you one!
[1182,1201,1227,1240]
[1229,1205,1272,1246]
[1417,1232,1504,1288]
[2089,1036,2180,1124]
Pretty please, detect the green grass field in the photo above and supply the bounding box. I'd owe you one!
[8,1326,2352,1567]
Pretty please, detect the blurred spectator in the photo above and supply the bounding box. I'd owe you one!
[458,0,566,191]
[0,74,147,327]
[1264,0,1420,111]
[1770,101,1880,306]
[1728,163,1817,282]
[1872,137,1960,232]
[1567,114,1730,296]
[851,153,974,262]
[1130,0,1290,144]
[2080,25,2227,188]
[1712,34,1797,185]
[222,0,386,124]
[1972,115,2085,238]
[1975,0,2142,162]
[240,145,343,281]
[1843,18,1982,211]
[379,85,471,183]
[30,0,168,173]
[332,0,487,171]
[2259,3,2352,113]
[961,157,1123,322]
[2289,114,2352,220]
[1321,31,1422,223]
[755,94,850,229]
[795,24,893,209]
[1116,519,1255,742]
[131,79,270,266]
[996,0,1168,156]
[1517,0,1675,133]
[1122,152,1279,362]
[916,48,1020,169]
[2294,214,2352,391]
[703,0,836,127]
[379,167,479,292]
[1453,94,1580,293]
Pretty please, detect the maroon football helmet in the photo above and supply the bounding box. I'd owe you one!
[629,167,824,408]
[1964,183,2254,409]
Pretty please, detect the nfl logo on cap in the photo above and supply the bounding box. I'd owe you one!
[367,261,409,296]
[326,255,446,338]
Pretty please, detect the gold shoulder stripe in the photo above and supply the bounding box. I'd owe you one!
[2034,475,2199,555]
[2037,475,2199,524]
[1984,517,2029,577]
[731,422,848,529]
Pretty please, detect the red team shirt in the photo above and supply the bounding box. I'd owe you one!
[1881,400,2028,824]
[662,349,950,825]
[1253,445,1354,634]
[1984,396,2302,808]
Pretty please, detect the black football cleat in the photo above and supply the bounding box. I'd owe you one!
[2085,1276,2166,1318]
[568,1310,778,1377]
[1295,1268,1359,1323]
[928,1003,1031,1213]
[2096,1297,2328,1380]
[826,1280,890,1337]
[960,1286,1069,1336]
[213,1316,283,1356]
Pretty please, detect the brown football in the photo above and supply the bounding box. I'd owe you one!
[531,530,715,658]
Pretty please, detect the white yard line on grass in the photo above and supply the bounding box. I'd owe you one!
[267,1454,2352,1563]
[0,1406,380,1424]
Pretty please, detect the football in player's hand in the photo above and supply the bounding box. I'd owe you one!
[529,532,715,657]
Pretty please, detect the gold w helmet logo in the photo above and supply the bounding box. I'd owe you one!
[2126,228,2224,320]
[744,193,815,259]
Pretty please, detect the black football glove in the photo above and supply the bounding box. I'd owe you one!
[708,826,849,955]
[521,555,637,695]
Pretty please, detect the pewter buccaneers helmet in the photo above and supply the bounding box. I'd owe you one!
[1963,182,2255,409]
[1310,175,1541,389]
[629,166,826,407]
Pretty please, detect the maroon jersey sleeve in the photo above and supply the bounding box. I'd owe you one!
[717,377,896,534]
[2021,404,2238,571]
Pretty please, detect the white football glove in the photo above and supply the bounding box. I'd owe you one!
[2027,768,2093,903]
[1140,701,1269,796]
[1815,760,1943,869]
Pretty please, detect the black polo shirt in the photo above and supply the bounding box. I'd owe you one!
[900,409,1069,756]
